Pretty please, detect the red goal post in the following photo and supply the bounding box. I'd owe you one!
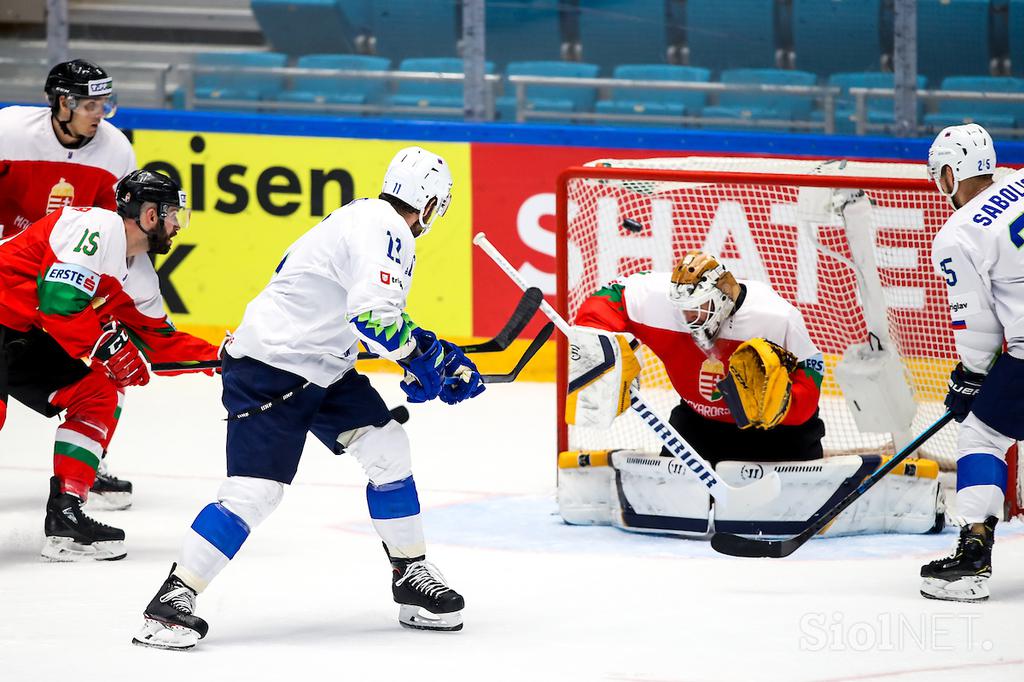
[554,158,1021,517]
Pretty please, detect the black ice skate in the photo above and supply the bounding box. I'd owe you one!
[389,550,465,631]
[88,457,133,511]
[43,476,126,561]
[920,516,996,602]
[133,564,209,651]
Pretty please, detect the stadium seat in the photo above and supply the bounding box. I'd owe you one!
[497,61,600,124]
[793,0,882,76]
[917,0,992,84]
[192,52,289,106]
[276,55,392,115]
[487,0,568,68]
[386,58,495,119]
[702,68,817,129]
[595,65,711,126]
[811,72,927,134]
[923,76,1024,130]
[358,1,459,63]
[577,1,671,74]
[251,0,361,56]
[1009,0,1024,77]
[687,0,778,72]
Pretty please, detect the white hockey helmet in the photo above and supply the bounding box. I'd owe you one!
[927,124,996,206]
[381,146,453,235]
[668,251,739,350]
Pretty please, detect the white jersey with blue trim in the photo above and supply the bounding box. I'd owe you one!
[932,167,1024,373]
[227,198,417,386]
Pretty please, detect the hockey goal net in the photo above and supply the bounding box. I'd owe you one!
[556,157,1021,515]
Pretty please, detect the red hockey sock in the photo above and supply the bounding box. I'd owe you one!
[50,368,120,500]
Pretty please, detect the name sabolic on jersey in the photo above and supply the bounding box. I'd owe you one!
[227,199,419,387]
[933,167,1024,371]
[0,206,216,364]
[576,273,824,425]
[0,106,136,237]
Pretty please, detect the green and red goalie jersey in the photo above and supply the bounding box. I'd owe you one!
[574,272,825,427]
[0,206,216,364]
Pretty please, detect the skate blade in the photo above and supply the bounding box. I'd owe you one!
[398,604,463,632]
[132,618,200,651]
[86,491,132,511]
[920,576,990,603]
[41,537,126,562]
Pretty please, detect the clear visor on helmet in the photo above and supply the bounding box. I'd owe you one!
[66,94,118,119]
[161,204,191,231]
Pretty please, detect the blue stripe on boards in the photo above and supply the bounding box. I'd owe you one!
[366,476,421,520]
[956,453,1008,493]
[191,503,251,559]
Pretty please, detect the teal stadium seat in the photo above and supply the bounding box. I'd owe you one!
[487,1,567,67]
[1009,0,1024,77]
[793,0,882,76]
[276,55,392,114]
[353,0,459,63]
[702,68,817,129]
[386,58,495,119]
[812,72,926,134]
[193,52,288,107]
[917,0,992,84]
[687,0,778,72]
[923,76,1024,131]
[497,61,600,124]
[577,1,672,74]
[596,65,711,126]
[251,0,361,55]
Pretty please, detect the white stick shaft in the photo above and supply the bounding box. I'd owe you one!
[473,233,573,337]
[472,232,780,507]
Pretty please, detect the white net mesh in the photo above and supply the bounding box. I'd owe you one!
[559,157,973,469]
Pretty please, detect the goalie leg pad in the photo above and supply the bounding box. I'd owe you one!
[610,451,711,536]
[714,455,942,537]
[557,451,615,526]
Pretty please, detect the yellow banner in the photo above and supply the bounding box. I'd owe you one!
[132,131,473,341]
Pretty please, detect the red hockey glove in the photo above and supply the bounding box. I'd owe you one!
[90,321,150,388]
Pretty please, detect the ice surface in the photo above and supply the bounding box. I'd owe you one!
[1,373,1022,681]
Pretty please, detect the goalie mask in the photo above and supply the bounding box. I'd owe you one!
[668,251,739,350]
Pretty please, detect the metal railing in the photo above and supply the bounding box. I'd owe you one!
[0,56,174,105]
[850,87,1024,137]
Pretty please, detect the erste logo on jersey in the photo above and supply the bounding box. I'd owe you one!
[698,358,725,402]
[44,262,99,295]
[379,270,403,290]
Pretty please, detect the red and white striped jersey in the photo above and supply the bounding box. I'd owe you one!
[0,105,135,238]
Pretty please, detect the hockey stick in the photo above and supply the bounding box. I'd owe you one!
[710,411,954,558]
[151,288,545,376]
[480,321,553,384]
[355,286,544,359]
[473,232,782,509]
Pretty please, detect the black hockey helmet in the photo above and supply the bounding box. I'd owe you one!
[45,59,117,118]
[116,170,187,220]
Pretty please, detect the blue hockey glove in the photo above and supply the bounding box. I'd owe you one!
[438,340,486,405]
[397,328,444,403]
[945,362,985,423]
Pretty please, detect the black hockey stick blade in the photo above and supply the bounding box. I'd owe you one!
[480,322,554,384]
[152,359,221,373]
[356,287,543,360]
[710,411,954,559]
[462,286,543,353]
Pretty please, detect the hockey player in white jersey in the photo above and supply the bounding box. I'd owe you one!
[133,147,484,650]
[920,124,1024,602]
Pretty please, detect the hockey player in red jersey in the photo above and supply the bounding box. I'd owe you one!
[574,251,826,464]
[0,59,135,238]
[0,169,218,561]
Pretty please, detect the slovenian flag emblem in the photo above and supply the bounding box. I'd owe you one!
[951,320,967,330]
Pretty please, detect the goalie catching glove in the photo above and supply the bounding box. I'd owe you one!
[718,338,798,430]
